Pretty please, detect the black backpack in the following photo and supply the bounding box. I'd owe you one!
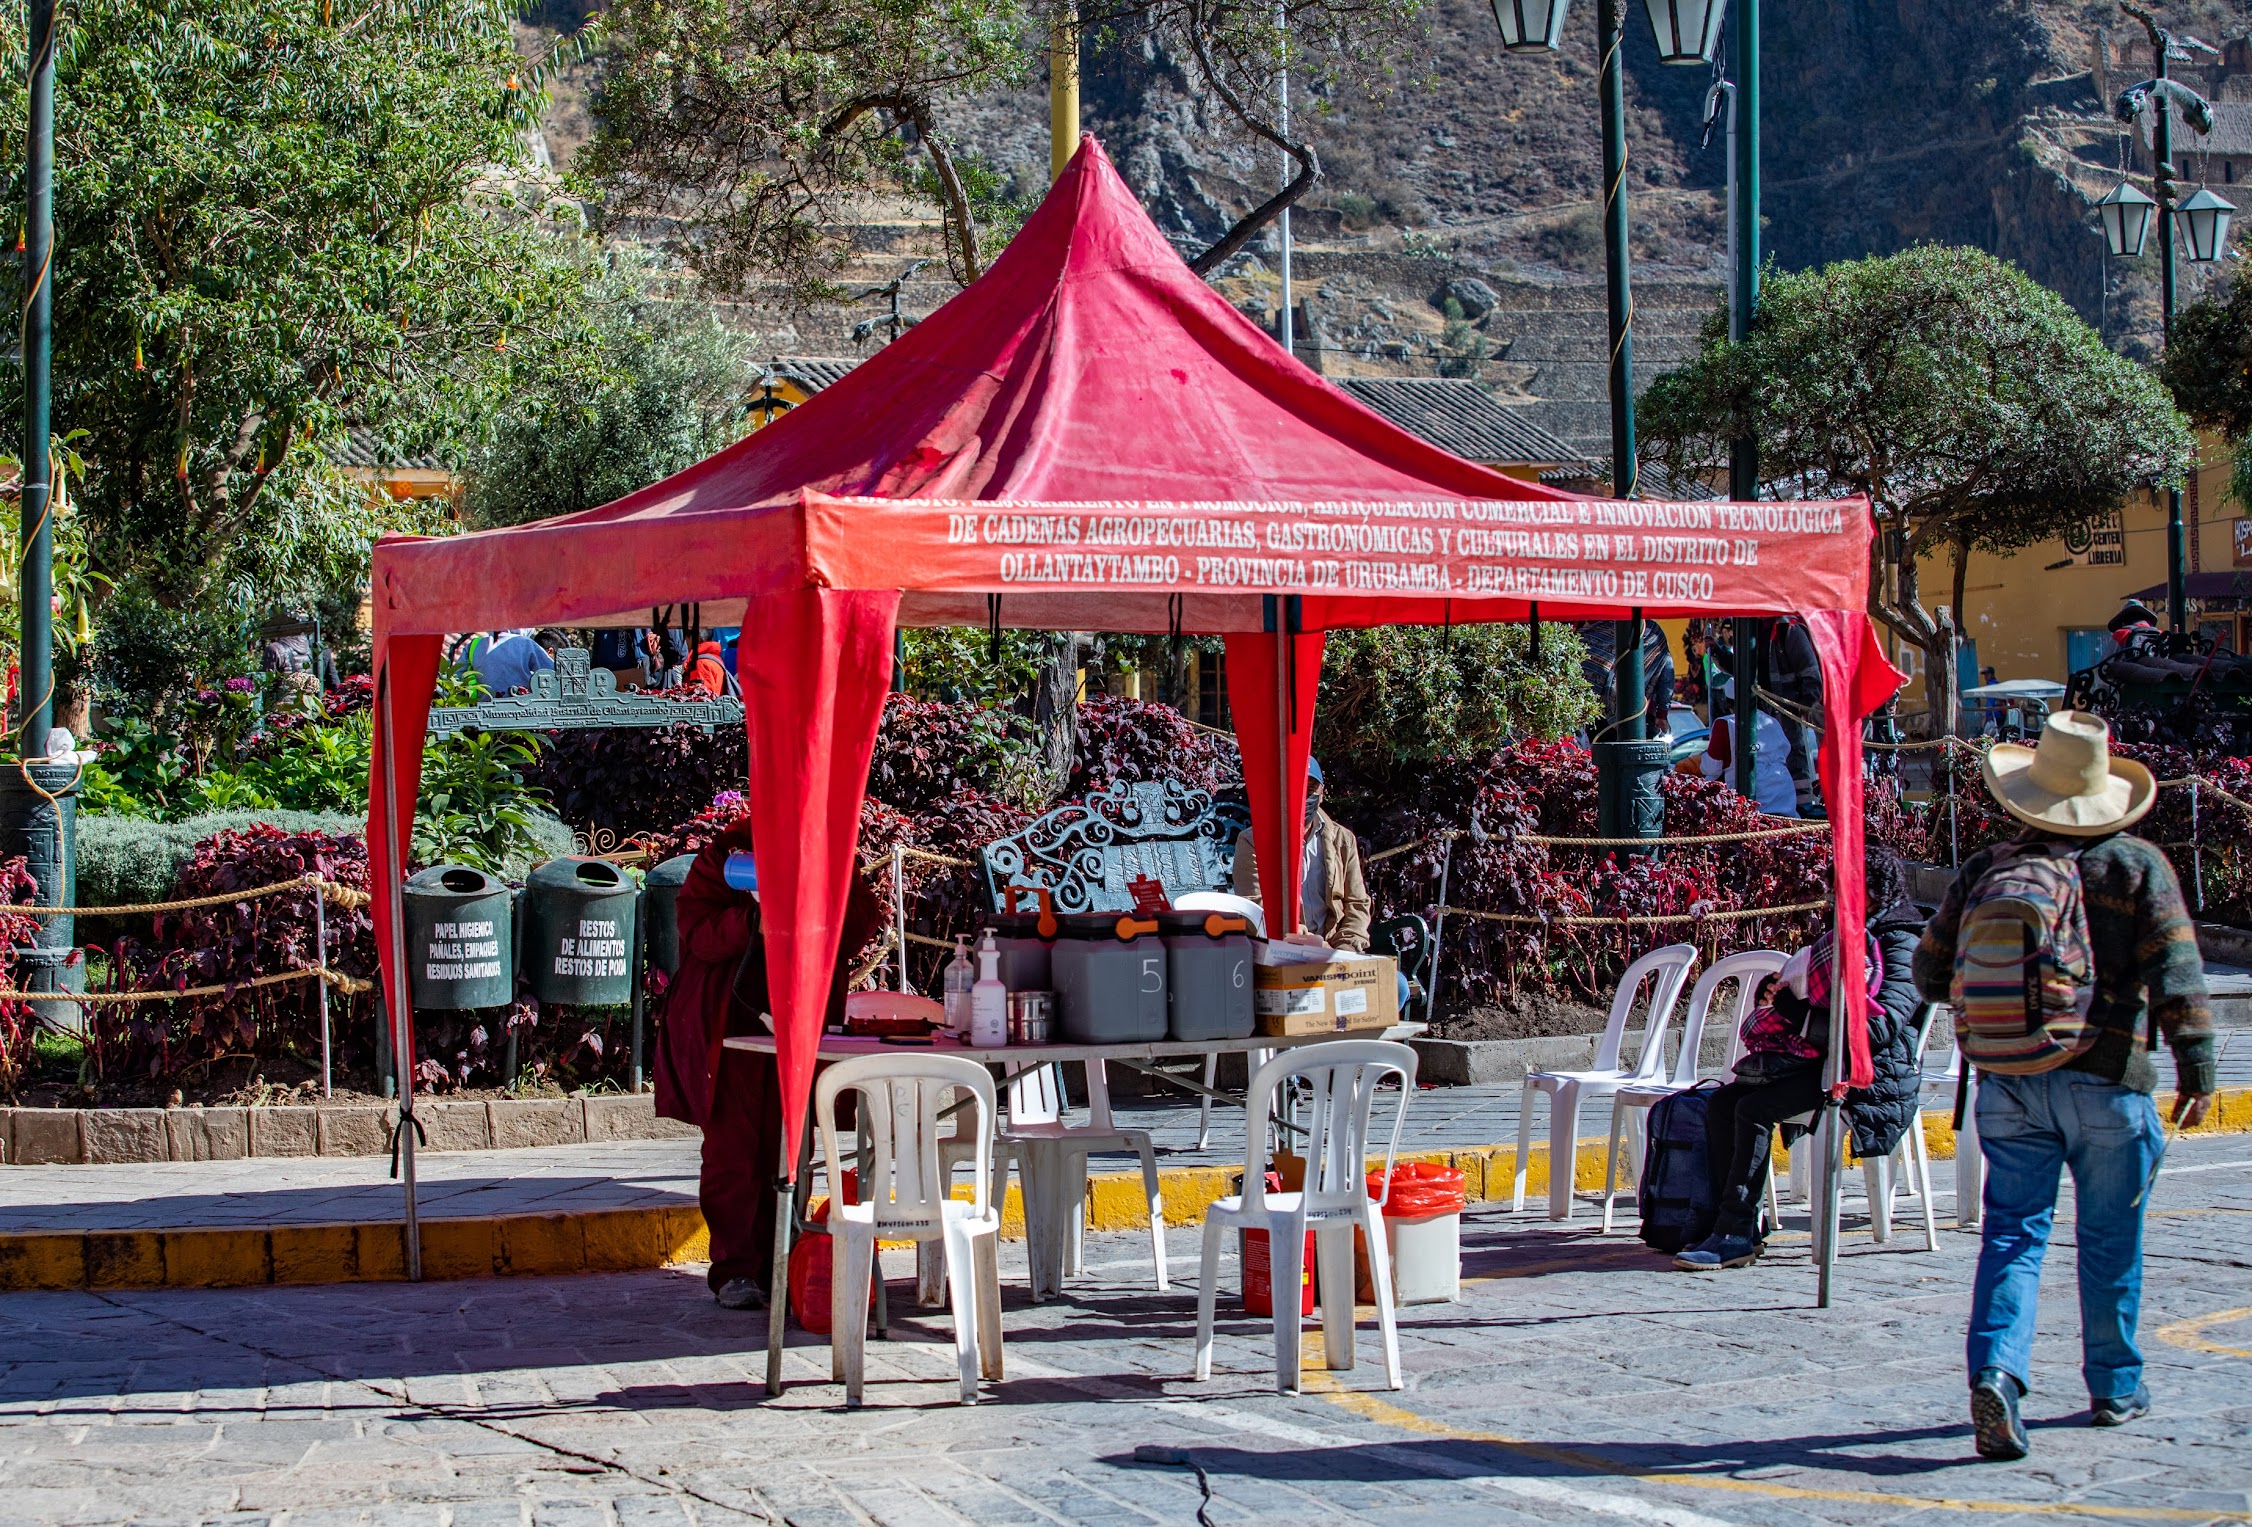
[1638,1083,1719,1253]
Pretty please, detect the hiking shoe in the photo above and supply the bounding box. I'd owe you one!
[1971,1368,2029,1461]
[713,1278,767,1311]
[2091,1384,2151,1427]
[1673,1233,1761,1271]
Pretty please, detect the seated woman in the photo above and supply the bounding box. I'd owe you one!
[1676,846,1928,1270]
[655,816,882,1310]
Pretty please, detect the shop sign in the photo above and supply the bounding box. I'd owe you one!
[2063,511,2125,567]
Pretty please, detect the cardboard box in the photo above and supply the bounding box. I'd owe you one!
[1253,953,1399,1036]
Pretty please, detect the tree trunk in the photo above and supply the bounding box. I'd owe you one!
[1035,631,1080,790]
[1924,623,1959,740]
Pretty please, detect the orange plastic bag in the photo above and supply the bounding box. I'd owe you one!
[786,1171,875,1335]
[1368,1162,1466,1218]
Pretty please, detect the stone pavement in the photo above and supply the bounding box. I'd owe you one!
[10,1036,2252,1236]
[4,1130,2250,1525]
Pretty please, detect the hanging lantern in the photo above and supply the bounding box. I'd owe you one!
[1642,0,1725,65]
[2176,186,2235,263]
[1491,0,1569,53]
[2097,181,2157,258]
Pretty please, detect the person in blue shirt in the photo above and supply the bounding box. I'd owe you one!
[474,628,562,696]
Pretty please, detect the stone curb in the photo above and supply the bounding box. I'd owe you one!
[0,1092,700,1166]
[6,1091,2250,1291]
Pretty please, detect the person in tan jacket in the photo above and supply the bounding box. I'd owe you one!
[1231,758,1372,951]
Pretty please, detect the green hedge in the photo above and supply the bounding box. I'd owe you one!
[77,807,580,907]
[78,810,364,909]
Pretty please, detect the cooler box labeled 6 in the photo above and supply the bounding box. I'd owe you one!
[1254,952,1398,1036]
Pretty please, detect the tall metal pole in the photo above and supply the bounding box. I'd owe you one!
[1592,0,1662,845]
[2155,40,2189,635]
[1050,6,1080,183]
[1598,0,1636,503]
[19,0,55,757]
[1730,0,1760,804]
[1277,2,1294,358]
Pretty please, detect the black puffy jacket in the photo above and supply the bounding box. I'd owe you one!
[1843,923,1928,1158]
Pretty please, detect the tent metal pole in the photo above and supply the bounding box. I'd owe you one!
[766,1133,794,1396]
[1815,966,1846,1307]
[1275,622,1294,938]
[379,672,423,1282]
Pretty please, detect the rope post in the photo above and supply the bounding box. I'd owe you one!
[1426,834,1455,1024]
[2191,777,2204,916]
[629,883,648,1092]
[315,885,332,1099]
[892,844,908,993]
[1947,744,1960,869]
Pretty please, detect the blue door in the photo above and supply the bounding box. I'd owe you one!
[2064,627,2116,680]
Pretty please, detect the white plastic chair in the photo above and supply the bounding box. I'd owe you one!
[1941,1027,1983,1227]
[997,1060,1167,1300]
[1176,891,1270,1150]
[1193,1039,1417,1395]
[1772,1002,1947,1251]
[814,1053,1004,1406]
[1599,949,1786,1233]
[1512,944,1699,1221]
[1862,1002,1944,1250]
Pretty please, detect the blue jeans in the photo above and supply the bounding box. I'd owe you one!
[1966,1070,2164,1402]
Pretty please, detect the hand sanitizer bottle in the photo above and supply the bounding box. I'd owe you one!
[943,936,975,1037]
[971,930,1009,1047]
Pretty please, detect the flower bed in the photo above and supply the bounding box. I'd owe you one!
[1343,740,1828,1024]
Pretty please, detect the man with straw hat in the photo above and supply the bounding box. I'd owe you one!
[1916,711,2214,1461]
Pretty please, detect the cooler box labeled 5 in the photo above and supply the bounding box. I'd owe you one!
[1254,953,1398,1036]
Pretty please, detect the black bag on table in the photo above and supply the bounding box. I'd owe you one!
[1637,1082,1719,1254]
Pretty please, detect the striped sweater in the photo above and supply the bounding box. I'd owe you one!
[1913,830,2215,1096]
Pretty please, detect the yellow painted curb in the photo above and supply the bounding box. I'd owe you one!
[5,1088,2245,1292]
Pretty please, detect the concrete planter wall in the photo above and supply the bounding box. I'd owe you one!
[0,1092,698,1165]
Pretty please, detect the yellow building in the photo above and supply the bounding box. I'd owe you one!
[1894,432,2252,714]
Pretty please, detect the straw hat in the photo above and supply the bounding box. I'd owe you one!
[1979,710,2154,837]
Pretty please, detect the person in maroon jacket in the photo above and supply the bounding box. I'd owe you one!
[654,817,881,1310]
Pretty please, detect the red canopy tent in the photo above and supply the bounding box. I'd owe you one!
[366,137,1898,1294]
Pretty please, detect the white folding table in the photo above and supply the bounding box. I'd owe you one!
[723,1027,1345,1392]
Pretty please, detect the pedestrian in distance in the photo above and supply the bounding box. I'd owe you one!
[1914,710,2214,1461]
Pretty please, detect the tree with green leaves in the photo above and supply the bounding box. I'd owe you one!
[462,248,760,528]
[583,0,1035,299]
[1315,622,1595,782]
[2154,261,2252,508]
[1640,245,2193,735]
[0,0,595,634]
[584,0,1429,302]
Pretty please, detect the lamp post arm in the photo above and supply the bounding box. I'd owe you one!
[2116,79,2215,139]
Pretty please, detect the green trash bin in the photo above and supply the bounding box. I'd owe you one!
[402,865,514,1010]
[642,853,697,977]
[521,857,640,1006]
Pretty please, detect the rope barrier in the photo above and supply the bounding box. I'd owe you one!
[1366,819,1830,863]
[0,965,373,1004]
[8,874,368,919]
[862,844,980,872]
[1436,898,1829,928]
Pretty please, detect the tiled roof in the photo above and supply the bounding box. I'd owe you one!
[333,426,449,474]
[1539,458,1724,501]
[765,356,860,392]
[2138,98,2252,160]
[1338,377,1593,467]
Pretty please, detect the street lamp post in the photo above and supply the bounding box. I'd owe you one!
[0,0,80,1025]
[1492,0,1722,843]
[2107,4,2232,635]
[21,0,53,755]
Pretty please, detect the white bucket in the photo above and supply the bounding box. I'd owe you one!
[1384,1210,1461,1304]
